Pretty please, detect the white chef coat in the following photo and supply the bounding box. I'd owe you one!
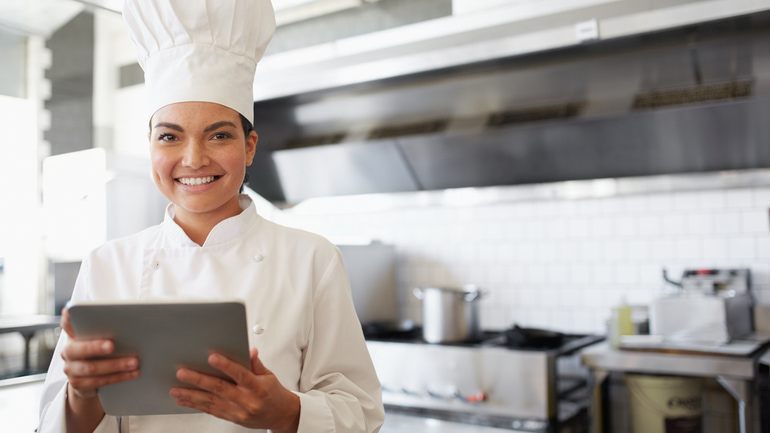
[38,195,384,433]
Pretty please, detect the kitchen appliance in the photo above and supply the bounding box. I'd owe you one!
[413,285,482,344]
[365,326,603,431]
[336,241,398,326]
[650,268,753,344]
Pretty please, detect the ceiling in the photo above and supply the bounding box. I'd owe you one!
[0,0,374,37]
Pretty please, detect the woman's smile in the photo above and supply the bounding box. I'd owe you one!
[176,175,222,186]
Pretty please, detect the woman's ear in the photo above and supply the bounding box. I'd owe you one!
[245,130,258,166]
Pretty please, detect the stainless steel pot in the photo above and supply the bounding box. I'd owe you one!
[413,285,483,343]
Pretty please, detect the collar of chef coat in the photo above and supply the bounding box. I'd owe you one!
[163,195,258,247]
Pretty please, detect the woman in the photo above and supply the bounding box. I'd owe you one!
[38,1,385,432]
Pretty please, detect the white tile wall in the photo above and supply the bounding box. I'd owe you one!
[276,186,770,334]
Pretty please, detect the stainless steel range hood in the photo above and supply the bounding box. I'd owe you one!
[247,0,770,204]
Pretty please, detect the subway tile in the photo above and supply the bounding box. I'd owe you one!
[548,264,570,284]
[673,191,701,210]
[614,216,638,237]
[616,263,639,284]
[561,284,585,307]
[699,190,726,209]
[637,264,662,285]
[593,264,615,284]
[702,237,730,260]
[591,217,614,237]
[726,189,753,208]
[557,199,580,217]
[713,212,742,234]
[604,240,627,261]
[662,214,687,235]
[546,218,568,240]
[581,287,605,308]
[524,219,546,239]
[580,241,604,261]
[638,215,662,236]
[556,242,580,261]
[625,195,649,213]
[627,239,651,261]
[577,198,601,215]
[537,242,559,262]
[758,236,770,260]
[675,238,702,260]
[527,264,547,283]
[567,219,592,238]
[569,264,592,283]
[728,237,757,260]
[753,188,770,207]
[647,193,674,211]
[742,209,769,233]
[650,239,677,260]
[686,213,714,235]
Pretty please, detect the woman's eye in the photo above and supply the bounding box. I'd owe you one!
[157,133,176,142]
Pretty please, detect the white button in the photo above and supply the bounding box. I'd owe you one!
[252,324,265,335]
[150,261,159,270]
[253,254,264,262]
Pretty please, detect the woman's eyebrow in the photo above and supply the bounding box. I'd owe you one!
[204,121,237,132]
[153,122,183,132]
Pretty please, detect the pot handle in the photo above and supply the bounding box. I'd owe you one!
[413,287,425,300]
[463,286,484,302]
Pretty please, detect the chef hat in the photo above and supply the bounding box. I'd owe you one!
[122,0,275,125]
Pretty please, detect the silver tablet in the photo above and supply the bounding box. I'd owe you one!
[67,300,250,416]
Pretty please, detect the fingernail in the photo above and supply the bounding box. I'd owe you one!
[170,389,180,398]
[127,359,137,368]
[101,342,111,352]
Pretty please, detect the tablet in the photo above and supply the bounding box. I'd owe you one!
[67,300,251,416]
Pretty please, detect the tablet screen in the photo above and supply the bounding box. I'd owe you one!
[68,301,250,416]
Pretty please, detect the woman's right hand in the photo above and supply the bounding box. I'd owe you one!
[60,309,140,400]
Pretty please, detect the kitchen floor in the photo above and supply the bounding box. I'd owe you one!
[2,377,517,433]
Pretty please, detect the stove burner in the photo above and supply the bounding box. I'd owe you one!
[503,325,565,349]
[364,322,589,352]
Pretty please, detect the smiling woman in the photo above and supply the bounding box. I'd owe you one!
[37,1,384,433]
[149,102,258,246]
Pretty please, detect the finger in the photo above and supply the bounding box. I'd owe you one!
[176,367,240,400]
[69,369,140,392]
[249,348,269,376]
[61,339,114,361]
[65,357,138,378]
[208,353,256,386]
[172,388,247,422]
[61,309,75,339]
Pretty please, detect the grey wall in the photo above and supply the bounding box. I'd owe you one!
[44,11,94,155]
[0,29,26,98]
[266,0,452,55]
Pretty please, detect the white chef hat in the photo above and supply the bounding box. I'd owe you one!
[122,0,275,125]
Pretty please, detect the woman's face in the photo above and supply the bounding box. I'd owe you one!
[149,101,257,225]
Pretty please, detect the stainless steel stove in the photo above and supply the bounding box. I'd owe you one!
[365,326,603,432]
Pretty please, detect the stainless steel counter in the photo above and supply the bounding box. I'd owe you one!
[581,341,770,433]
[381,411,528,433]
[2,378,522,433]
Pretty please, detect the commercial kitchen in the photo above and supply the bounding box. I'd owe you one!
[2,0,770,431]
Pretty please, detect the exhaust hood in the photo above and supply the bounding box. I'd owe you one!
[246,0,770,204]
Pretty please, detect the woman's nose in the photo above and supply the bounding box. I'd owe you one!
[181,140,209,168]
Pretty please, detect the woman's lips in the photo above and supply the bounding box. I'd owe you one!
[176,175,221,186]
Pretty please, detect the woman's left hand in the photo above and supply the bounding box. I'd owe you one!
[170,347,300,433]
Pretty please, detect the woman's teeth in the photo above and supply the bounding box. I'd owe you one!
[178,176,216,186]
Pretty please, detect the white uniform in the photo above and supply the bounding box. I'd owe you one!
[38,196,385,433]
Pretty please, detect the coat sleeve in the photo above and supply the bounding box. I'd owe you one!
[295,249,385,433]
[37,257,121,433]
